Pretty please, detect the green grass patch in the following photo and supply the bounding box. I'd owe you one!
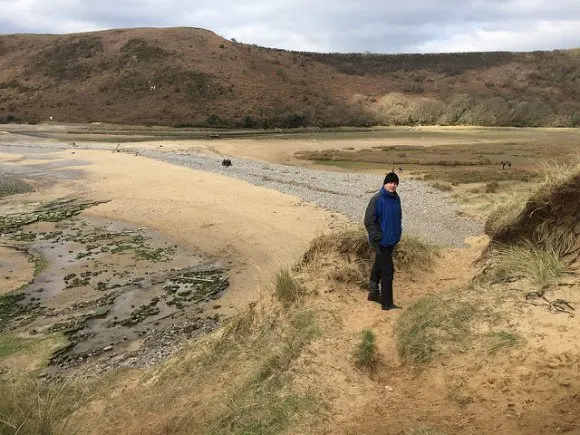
[208,391,324,435]
[421,168,538,185]
[134,246,175,262]
[396,295,476,365]
[30,253,48,277]
[295,145,497,167]
[0,332,68,368]
[274,268,306,307]
[0,293,28,330]
[314,160,389,171]
[395,235,440,271]
[485,331,520,354]
[486,243,567,287]
[354,329,377,371]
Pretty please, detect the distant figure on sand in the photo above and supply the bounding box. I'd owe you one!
[501,160,512,170]
[221,158,232,167]
[364,172,403,311]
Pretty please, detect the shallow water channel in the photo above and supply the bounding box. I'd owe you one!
[2,213,229,375]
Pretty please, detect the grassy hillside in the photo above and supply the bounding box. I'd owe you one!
[1,27,580,128]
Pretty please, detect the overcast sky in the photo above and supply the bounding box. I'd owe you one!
[1,0,579,53]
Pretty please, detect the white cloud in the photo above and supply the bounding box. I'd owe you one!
[0,0,579,52]
[416,20,580,52]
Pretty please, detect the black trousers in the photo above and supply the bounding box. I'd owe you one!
[370,245,395,306]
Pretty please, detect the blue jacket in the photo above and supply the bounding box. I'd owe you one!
[364,187,402,247]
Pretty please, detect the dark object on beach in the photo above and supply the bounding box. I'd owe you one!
[501,160,512,170]
[222,159,232,167]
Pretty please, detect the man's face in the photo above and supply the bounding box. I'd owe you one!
[385,182,398,193]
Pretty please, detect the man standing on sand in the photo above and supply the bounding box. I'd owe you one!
[364,172,402,311]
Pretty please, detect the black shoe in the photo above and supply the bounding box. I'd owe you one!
[381,304,402,311]
[367,292,380,303]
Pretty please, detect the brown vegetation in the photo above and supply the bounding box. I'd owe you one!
[486,162,580,264]
[1,28,580,127]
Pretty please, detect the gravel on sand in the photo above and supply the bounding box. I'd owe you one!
[0,142,483,247]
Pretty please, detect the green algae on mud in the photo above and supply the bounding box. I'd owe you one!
[0,175,33,198]
[0,203,230,375]
[0,198,109,234]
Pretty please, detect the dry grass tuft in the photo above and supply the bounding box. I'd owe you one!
[83,267,329,435]
[539,156,580,187]
[484,188,533,237]
[301,227,439,291]
[0,370,104,435]
[302,227,373,265]
[395,235,440,271]
[327,261,367,286]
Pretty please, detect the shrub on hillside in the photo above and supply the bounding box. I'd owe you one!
[411,98,446,125]
[196,114,232,128]
[556,101,580,127]
[377,93,414,125]
[121,38,167,61]
[510,99,553,127]
[241,115,259,128]
[39,37,102,80]
[316,104,376,127]
[0,114,18,124]
[461,97,511,126]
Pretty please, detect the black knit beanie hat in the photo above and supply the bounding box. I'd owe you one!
[383,172,399,185]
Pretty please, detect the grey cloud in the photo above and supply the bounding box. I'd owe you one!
[0,0,579,52]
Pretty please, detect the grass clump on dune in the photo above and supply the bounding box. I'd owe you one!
[483,155,579,282]
[485,331,520,355]
[395,235,440,271]
[301,227,439,289]
[395,295,476,365]
[0,371,101,435]
[485,156,580,240]
[484,188,533,237]
[486,243,568,287]
[354,329,378,372]
[274,267,306,307]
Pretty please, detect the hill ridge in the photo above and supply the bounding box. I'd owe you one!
[1,27,579,127]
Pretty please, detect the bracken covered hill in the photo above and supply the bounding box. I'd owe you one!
[1,27,580,128]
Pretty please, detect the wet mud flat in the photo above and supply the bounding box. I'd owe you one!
[0,199,229,376]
